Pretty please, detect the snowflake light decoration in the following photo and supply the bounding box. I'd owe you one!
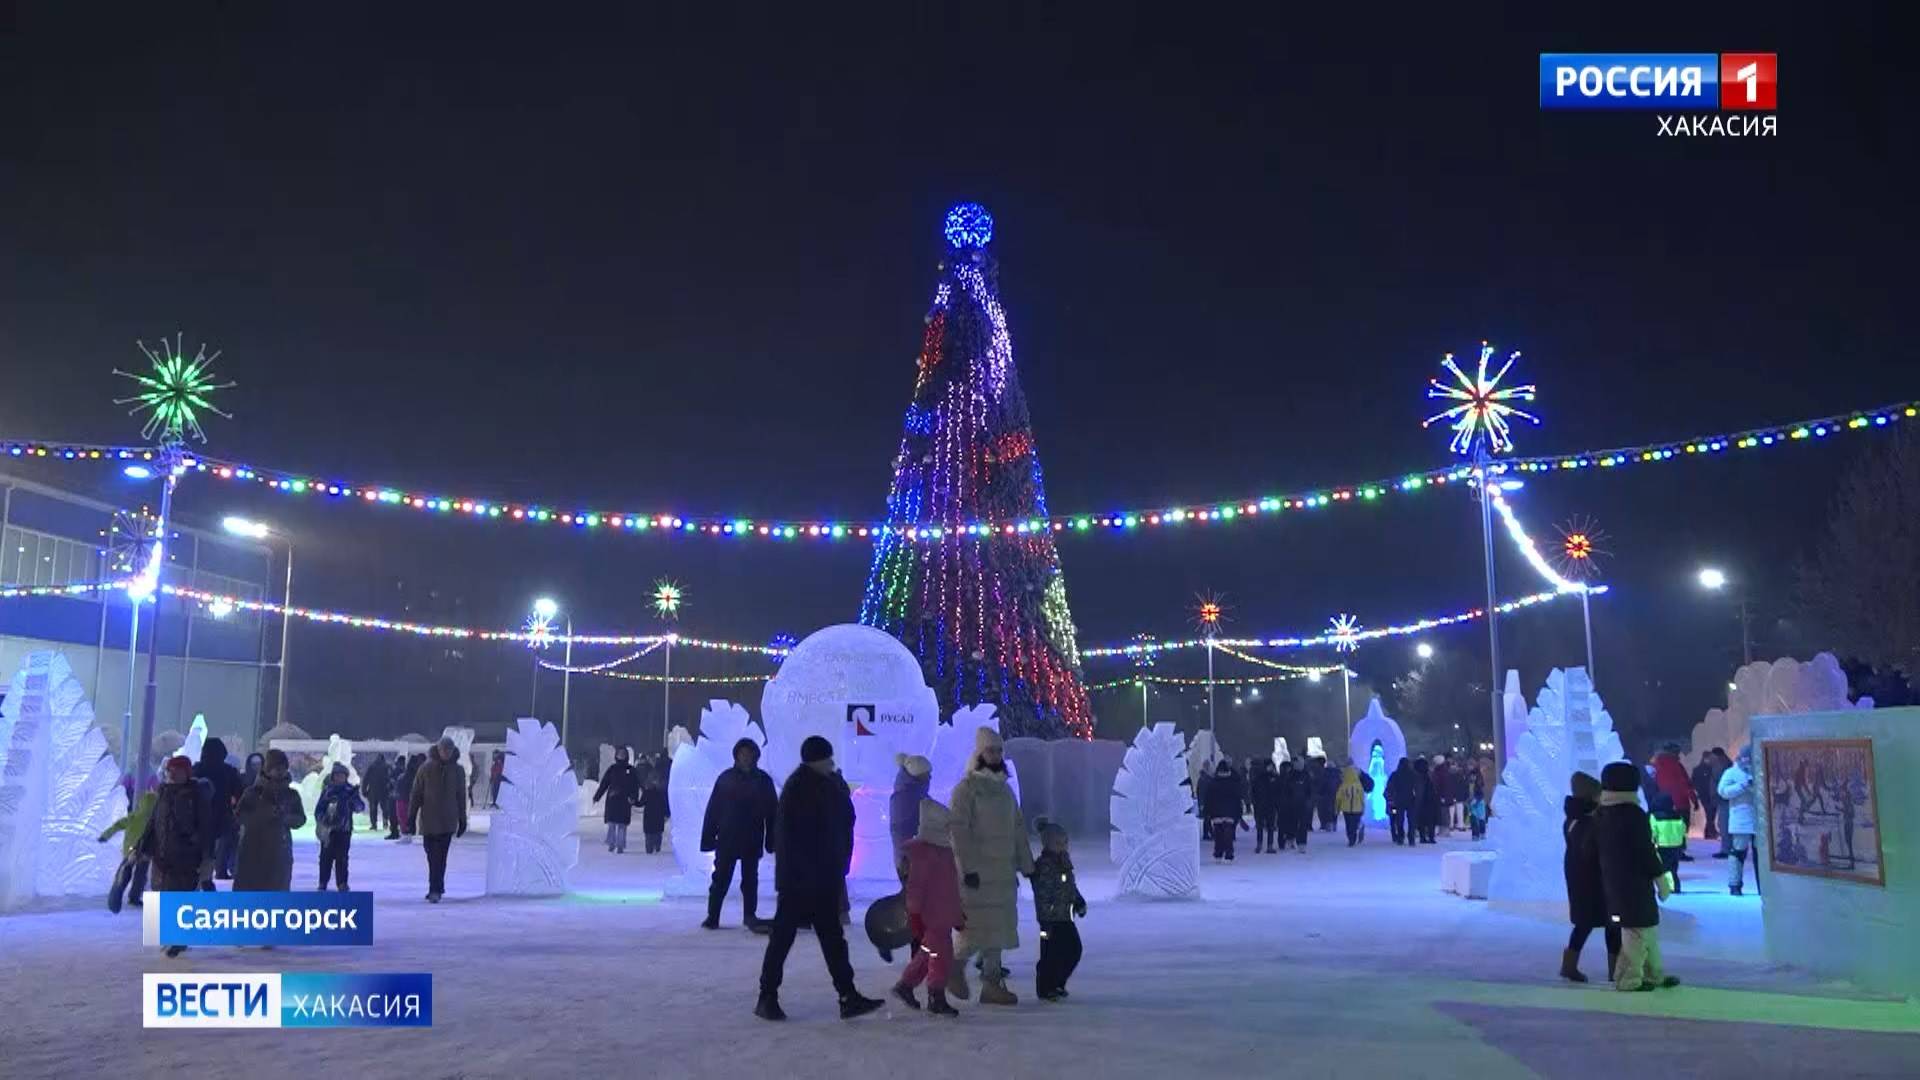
[1422,341,1539,456]
[769,632,797,661]
[1552,516,1611,582]
[524,610,556,650]
[652,579,684,621]
[1129,632,1159,669]
[943,202,994,249]
[1329,612,1363,653]
[1193,592,1228,637]
[114,334,234,444]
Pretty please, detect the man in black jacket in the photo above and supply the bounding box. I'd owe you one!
[1250,761,1282,853]
[754,736,882,1021]
[193,738,242,884]
[1594,761,1679,992]
[702,738,777,930]
[361,754,390,835]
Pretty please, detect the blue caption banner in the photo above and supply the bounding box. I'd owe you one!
[144,891,375,947]
[143,973,432,1028]
[1539,53,1719,110]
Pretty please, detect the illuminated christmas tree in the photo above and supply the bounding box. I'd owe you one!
[859,203,1093,739]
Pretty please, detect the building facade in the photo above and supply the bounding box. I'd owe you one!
[0,471,274,761]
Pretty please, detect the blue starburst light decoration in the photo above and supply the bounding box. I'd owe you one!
[943,202,994,249]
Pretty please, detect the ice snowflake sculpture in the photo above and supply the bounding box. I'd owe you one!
[1501,670,1529,766]
[666,700,767,897]
[1687,652,1870,767]
[927,704,1020,805]
[485,717,580,897]
[295,735,361,830]
[1110,722,1200,900]
[1487,668,1625,903]
[0,652,127,910]
[179,714,208,766]
[1271,738,1292,767]
[1347,698,1407,825]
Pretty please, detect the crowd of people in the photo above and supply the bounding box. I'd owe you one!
[1194,750,1494,855]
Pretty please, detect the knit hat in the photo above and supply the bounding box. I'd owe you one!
[165,755,192,780]
[801,735,834,764]
[1036,817,1068,845]
[437,735,459,755]
[973,726,1004,754]
[915,798,952,845]
[1600,761,1642,794]
[896,752,931,778]
[1570,771,1602,801]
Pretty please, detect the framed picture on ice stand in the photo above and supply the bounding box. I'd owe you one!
[1763,738,1885,887]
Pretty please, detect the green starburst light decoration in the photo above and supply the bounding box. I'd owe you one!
[114,333,234,444]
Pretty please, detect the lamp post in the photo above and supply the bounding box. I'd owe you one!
[532,597,572,752]
[222,516,295,746]
[1697,567,1752,666]
[130,446,182,792]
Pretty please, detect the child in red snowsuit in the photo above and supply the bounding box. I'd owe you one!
[894,797,964,1017]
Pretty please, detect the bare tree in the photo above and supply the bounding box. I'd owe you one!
[1797,429,1920,678]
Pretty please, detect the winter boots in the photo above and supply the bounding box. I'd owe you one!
[891,984,921,1010]
[1559,948,1589,983]
[839,991,885,1019]
[945,962,971,1001]
[754,993,787,1021]
[926,989,960,1017]
[979,978,1018,1006]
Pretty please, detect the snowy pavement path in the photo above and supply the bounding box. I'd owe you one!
[2,826,1915,1079]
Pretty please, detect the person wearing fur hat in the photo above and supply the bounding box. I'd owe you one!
[893,797,965,1016]
[1560,771,1618,983]
[1594,761,1679,991]
[702,737,778,930]
[1031,818,1087,1001]
[755,735,883,1022]
[946,726,1035,1006]
[890,753,932,882]
[314,762,365,891]
[234,749,306,893]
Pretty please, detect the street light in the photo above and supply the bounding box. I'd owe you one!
[531,596,573,753]
[222,516,297,744]
[1695,566,1751,665]
[1416,642,1435,660]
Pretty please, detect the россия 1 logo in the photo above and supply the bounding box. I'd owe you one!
[1539,53,1776,137]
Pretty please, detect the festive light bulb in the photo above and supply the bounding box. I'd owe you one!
[942,202,994,249]
[1329,613,1362,653]
[114,334,234,444]
[1423,342,1539,456]
[652,579,684,620]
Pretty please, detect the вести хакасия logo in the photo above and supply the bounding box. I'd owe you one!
[1539,53,1776,137]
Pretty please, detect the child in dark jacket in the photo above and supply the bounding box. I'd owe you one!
[1648,793,1687,894]
[1560,771,1618,983]
[639,776,670,854]
[1594,761,1678,992]
[1467,772,1490,841]
[1031,819,1087,1001]
[313,763,366,891]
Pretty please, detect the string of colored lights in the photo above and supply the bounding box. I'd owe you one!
[535,641,664,674]
[578,669,773,685]
[1080,585,1605,659]
[1489,488,1589,594]
[1209,644,1335,673]
[5,398,1911,544]
[1085,667,1343,692]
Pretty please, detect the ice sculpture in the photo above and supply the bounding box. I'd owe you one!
[0,652,127,910]
[928,703,1020,806]
[295,735,361,830]
[1347,698,1407,825]
[666,700,767,897]
[486,717,580,896]
[1271,738,1292,767]
[1487,668,1625,903]
[1502,671,1529,766]
[1186,729,1221,789]
[1687,653,1869,767]
[1110,722,1200,899]
[1305,736,1326,760]
[179,714,208,765]
[151,728,185,761]
[665,725,693,759]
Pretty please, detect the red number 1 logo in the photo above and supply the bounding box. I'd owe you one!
[1720,53,1777,110]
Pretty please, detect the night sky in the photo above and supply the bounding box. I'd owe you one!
[2,6,1911,756]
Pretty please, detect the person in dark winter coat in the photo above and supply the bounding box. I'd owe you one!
[638,774,670,853]
[1281,759,1314,852]
[409,737,468,902]
[1411,758,1440,844]
[1385,759,1416,845]
[1432,756,1457,834]
[1689,755,1720,841]
[1203,761,1246,861]
[361,754,391,835]
[1316,758,1341,832]
[1250,760,1283,854]
[1030,818,1087,1001]
[593,748,640,853]
[889,753,932,881]
[234,750,306,892]
[702,738,778,930]
[393,753,424,839]
[1560,771,1617,983]
[755,735,883,1022]
[194,737,243,882]
[149,756,209,955]
[313,763,365,891]
[1594,761,1678,992]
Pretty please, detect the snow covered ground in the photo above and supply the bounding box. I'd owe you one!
[2,823,1915,1080]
